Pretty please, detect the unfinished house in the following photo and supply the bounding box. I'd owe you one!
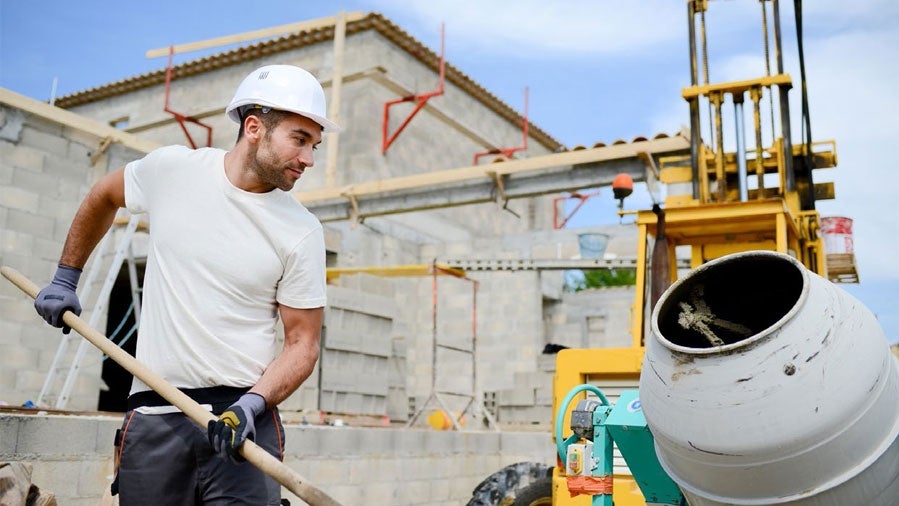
[0,12,689,504]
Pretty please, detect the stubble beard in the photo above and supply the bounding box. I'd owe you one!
[252,140,298,192]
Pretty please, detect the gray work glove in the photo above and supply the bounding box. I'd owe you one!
[34,265,82,334]
[207,392,267,463]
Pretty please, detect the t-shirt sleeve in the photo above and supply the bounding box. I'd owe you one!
[277,225,327,309]
[124,146,187,214]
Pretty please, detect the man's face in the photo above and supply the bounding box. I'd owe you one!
[252,114,323,192]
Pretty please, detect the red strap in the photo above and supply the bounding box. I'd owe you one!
[567,475,614,497]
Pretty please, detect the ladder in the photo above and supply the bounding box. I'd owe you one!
[37,213,146,409]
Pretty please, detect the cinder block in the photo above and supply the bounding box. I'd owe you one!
[16,415,100,456]
[3,144,45,172]
[356,480,397,505]
[92,417,120,453]
[305,454,350,483]
[12,166,60,195]
[66,138,96,164]
[498,387,536,407]
[395,478,431,504]
[324,327,390,357]
[326,285,396,319]
[534,386,554,406]
[0,186,40,213]
[0,229,36,259]
[19,126,68,158]
[356,456,401,484]
[393,427,427,456]
[77,458,115,496]
[0,416,20,454]
[282,427,321,458]
[28,459,80,498]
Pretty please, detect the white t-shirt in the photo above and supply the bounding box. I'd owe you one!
[124,145,326,395]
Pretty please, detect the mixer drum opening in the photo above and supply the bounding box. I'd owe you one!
[655,253,804,349]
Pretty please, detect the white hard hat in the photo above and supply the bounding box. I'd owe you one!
[226,64,341,133]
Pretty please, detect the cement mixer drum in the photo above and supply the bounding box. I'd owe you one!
[639,250,899,505]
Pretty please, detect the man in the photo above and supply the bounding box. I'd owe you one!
[33,64,338,504]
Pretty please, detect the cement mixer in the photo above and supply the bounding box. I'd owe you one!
[549,252,898,506]
[640,250,899,505]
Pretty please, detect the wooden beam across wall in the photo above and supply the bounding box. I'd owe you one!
[146,12,367,58]
[0,87,160,154]
[297,132,691,222]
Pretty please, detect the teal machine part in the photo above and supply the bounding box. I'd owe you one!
[605,389,684,505]
[556,385,684,506]
[555,384,614,506]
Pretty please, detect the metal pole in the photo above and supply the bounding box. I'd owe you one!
[734,93,749,202]
[687,1,701,199]
[751,87,766,197]
[772,0,795,192]
[711,92,726,201]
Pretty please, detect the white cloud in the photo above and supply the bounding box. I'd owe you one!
[373,0,685,57]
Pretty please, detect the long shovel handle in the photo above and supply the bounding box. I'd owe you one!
[2,266,342,506]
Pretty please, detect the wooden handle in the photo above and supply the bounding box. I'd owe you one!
[2,266,342,506]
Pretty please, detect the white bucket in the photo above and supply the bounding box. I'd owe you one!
[577,233,610,259]
[820,216,854,254]
[639,251,899,505]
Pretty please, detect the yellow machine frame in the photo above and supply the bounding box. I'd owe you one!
[549,2,851,505]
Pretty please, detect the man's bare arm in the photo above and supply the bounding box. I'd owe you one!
[60,168,127,269]
[250,305,323,407]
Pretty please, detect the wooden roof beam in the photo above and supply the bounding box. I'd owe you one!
[145,12,367,58]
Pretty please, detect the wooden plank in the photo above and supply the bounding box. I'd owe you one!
[327,264,466,280]
[0,87,159,154]
[325,11,348,188]
[146,12,367,58]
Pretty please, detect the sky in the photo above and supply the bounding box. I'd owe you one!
[1,0,897,344]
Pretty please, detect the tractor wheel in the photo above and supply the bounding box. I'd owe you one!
[466,461,552,506]
[511,476,553,506]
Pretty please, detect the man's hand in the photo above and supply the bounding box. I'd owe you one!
[34,265,82,334]
[207,392,267,463]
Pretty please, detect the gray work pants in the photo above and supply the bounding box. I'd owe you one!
[114,409,285,505]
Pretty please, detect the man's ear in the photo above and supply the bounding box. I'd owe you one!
[243,114,265,143]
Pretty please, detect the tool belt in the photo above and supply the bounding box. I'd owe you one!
[127,385,251,415]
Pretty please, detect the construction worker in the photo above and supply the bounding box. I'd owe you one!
[33,64,338,504]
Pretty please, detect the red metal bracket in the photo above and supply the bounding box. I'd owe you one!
[382,24,446,154]
[552,190,600,229]
[164,47,213,149]
[474,87,529,164]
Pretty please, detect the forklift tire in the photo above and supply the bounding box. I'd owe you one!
[467,461,552,506]
[511,476,553,506]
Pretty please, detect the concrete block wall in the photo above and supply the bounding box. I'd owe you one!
[416,225,640,425]
[321,278,399,417]
[1,412,554,506]
[543,286,636,350]
[0,102,146,411]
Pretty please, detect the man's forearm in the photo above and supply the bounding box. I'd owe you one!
[250,337,320,408]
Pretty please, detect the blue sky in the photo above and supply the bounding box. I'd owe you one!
[1,1,897,344]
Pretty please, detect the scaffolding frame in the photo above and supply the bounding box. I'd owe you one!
[405,261,499,431]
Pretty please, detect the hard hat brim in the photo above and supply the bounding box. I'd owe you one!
[226,100,341,134]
